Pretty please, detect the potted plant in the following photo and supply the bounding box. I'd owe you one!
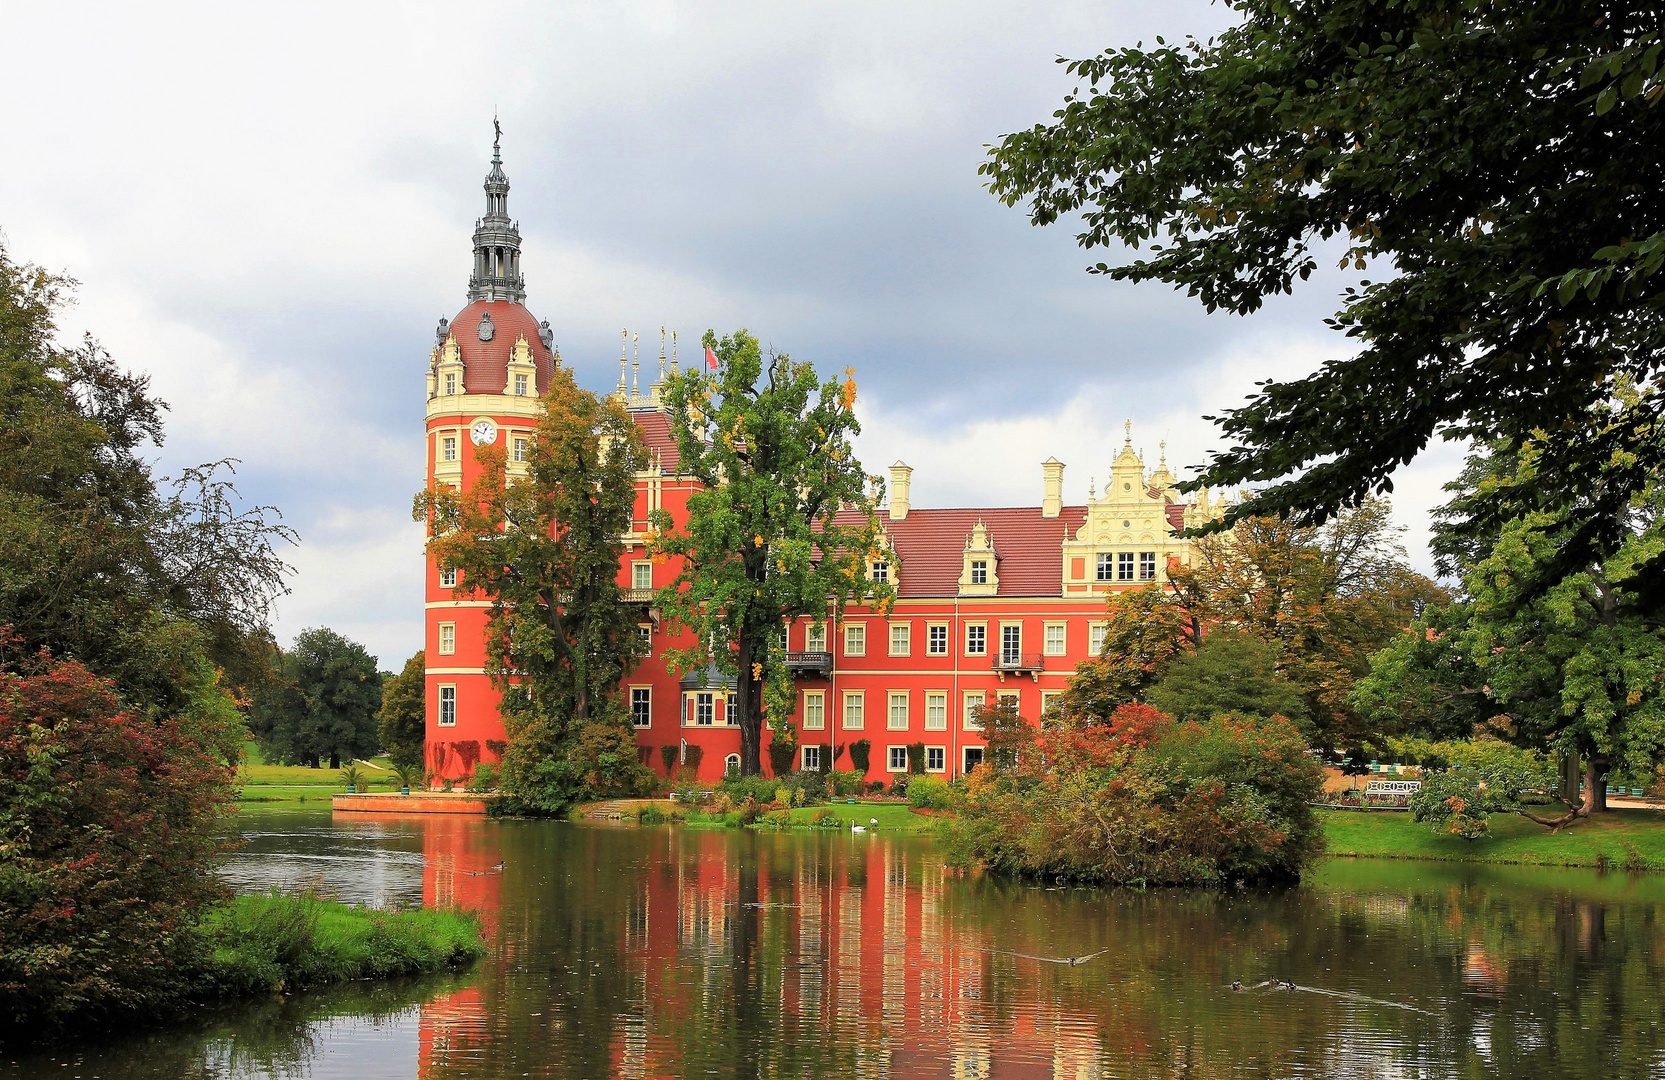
[393,762,422,796]
[340,763,365,793]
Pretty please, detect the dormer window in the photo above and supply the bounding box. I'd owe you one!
[871,561,889,583]
[444,373,457,396]
[970,560,987,585]
[515,373,528,396]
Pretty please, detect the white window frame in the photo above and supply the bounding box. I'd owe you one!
[965,623,986,657]
[926,622,948,656]
[844,623,866,657]
[805,623,827,652]
[630,686,652,728]
[725,693,737,727]
[887,691,909,731]
[439,566,456,588]
[1000,623,1023,665]
[438,622,456,655]
[924,691,947,731]
[1117,551,1135,581]
[1041,690,1063,718]
[803,690,826,731]
[997,690,1020,712]
[631,561,653,590]
[926,746,946,773]
[438,684,457,727]
[889,622,910,656]
[970,559,988,585]
[802,745,822,771]
[1096,552,1113,581]
[1140,551,1157,580]
[514,373,529,397]
[694,692,714,727]
[441,435,458,463]
[725,753,741,775]
[842,690,865,730]
[1044,622,1066,656]
[1088,621,1107,656]
[637,623,652,649]
[871,560,889,583]
[512,435,529,463]
[887,745,909,772]
[444,372,457,396]
[963,690,985,731]
[963,745,985,773]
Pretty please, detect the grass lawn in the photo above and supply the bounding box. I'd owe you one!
[768,802,936,833]
[1320,808,1665,870]
[236,742,401,801]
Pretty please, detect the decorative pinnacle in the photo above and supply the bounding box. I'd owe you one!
[632,333,640,397]
[1123,418,1132,446]
[617,329,628,392]
[659,326,667,380]
[671,330,679,372]
[1159,439,1167,466]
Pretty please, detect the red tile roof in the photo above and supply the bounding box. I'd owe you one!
[836,505,1089,598]
[447,299,556,396]
[630,410,682,472]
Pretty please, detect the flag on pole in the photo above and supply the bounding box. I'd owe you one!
[706,346,719,370]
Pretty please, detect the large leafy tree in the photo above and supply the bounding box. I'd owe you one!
[1065,499,1439,751]
[418,367,653,811]
[249,627,382,768]
[650,330,892,776]
[983,3,1665,594]
[0,242,294,715]
[1354,436,1665,813]
[377,651,426,770]
[1147,632,1309,728]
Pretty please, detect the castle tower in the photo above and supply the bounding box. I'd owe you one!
[423,126,558,782]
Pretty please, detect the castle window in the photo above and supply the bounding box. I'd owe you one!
[1089,622,1107,656]
[438,622,456,655]
[1117,552,1135,581]
[803,691,826,730]
[438,685,456,727]
[694,693,714,726]
[970,560,988,585]
[871,561,888,583]
[1044,622,1066,656]
[802,745,822,771]
[441,436,457,463]
[888,691,909,731]
[889,623,910,656]
[842,691,865,730]
[444,373,457,396]
[440,566,456,588]
[887,746,908,772]
[631,687,651,728]
[637,624,652,648]
[844,623,866,657]
[965,624,986,656]
[926,746,945,772]
[513,437,529,463]
[806,623,827,652]
[927,623,948,655]
[925,691,947,730]
[632,562,653,590]
[1096,553,1113,581]
[1140,551,1157,580]
[514,373,528,396]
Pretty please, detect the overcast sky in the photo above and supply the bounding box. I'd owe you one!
[0,1,1463,669]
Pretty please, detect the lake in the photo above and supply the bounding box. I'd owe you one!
[8,805,1665,1079]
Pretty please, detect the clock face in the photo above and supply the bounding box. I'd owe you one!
[470,419,498,446]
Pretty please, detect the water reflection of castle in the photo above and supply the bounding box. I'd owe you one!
[414,824,1107,1079]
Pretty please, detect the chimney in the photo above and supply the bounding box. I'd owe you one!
[1041,457,1064,518]
[888,461,912,521]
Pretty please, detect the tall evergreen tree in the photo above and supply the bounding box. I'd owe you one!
[418,367,653,812]
[650,330,892,776]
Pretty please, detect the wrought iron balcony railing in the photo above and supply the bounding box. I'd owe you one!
[785,651,834,675]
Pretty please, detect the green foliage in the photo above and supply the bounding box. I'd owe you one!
[202,892,484,997]
[466,761,500,793]
[1147,632,1308,729]
[906,774,952,811]
[339,763,364,791]
[828,770,866,797]
[767,740,796,777]
[950,704,1325,886]
[648,330,892,775]
[0,240,294,717]
[983,5,1665,589]
[1392,737,1568,839]
[376,651,425,770]
[391,762,422,791]
[419,367,654,812]
[659,745,679,775]
[848,739,872,773]
[0,656,240,1034]
[249,627,382,768]
[905,741,926,776]
[718,770,826,807]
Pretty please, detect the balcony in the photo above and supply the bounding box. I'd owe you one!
[784,651,834,677]
[992,652,1045,682]
[622,587,656,603]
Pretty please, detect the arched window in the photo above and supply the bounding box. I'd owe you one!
[724,754,741,776]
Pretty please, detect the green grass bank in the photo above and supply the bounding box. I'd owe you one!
[203,893,486,996]
[1319,808,1665,870]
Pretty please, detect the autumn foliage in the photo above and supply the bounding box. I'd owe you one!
[0,656,238,1032]
[949,700,1324,886]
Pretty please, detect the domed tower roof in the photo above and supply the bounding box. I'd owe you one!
[433,123,559,396]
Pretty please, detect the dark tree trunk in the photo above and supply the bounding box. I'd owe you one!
[306,757,319,769]
[1559,751,1581,807]
[330,751,341,770]
[1582,753,1609,815]
[736,631,762,775]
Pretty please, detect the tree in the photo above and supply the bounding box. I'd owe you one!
[1354,436,1665,813]
[982,4,1665,595]
[0,241,294,717]
[0,652,241,1034]
[649,330,892,776]
[250,628,381,769]
[1397,738,1575,837]
[418,367,653,812]
[378,651,426,770]
[1147,632,1308,729]
[1064,498,1439,750]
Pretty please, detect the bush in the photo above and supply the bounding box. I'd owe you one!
[907,775,952,811]
[906,741,926,775]
[719,771,825,808]
[849,739,872,773]
[0,656,241,1035]
[466,761,500,793]
[888,773,911,798]
[948,705,1325,886]
[829,770,866,797]
[767,740,796,777]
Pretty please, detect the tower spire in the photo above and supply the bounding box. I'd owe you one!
[631,332,641,399]
[617,329,629,395]
[467,121,526,303]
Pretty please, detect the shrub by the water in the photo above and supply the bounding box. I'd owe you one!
[907,775,952,811]
[718,771,826,808]
[204,892,484,996]
[848,739,872,773]
[948,703,1325,885]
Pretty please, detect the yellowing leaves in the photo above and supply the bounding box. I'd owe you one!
[841,367,858,409]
